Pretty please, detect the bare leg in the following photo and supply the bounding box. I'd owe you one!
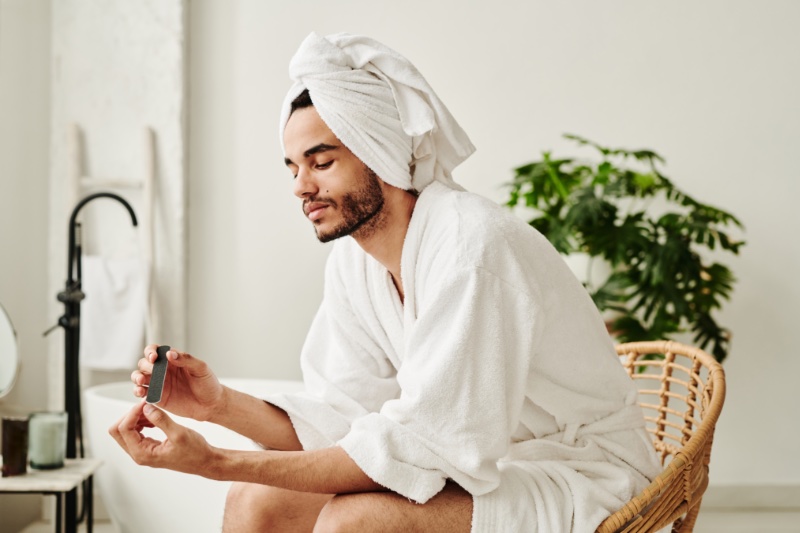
[223,482,333,533]
[313,481,473,533]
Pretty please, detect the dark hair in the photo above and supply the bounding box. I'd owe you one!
[290,89,313,114]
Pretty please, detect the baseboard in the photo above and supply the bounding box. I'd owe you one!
[702,484,800,510]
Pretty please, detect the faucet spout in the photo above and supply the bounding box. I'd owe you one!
[67,192,138,282]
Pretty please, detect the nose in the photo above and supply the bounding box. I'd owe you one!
[293,167,318,199]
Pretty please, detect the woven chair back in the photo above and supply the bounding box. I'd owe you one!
[596,340,726,533]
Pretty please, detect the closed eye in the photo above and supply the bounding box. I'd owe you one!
[316,160,333,170]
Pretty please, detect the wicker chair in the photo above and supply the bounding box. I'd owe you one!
[596,341,726,533]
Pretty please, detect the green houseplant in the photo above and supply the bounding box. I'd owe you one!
[505,134,744,362]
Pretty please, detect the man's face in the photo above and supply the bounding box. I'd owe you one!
[284,106,385,243]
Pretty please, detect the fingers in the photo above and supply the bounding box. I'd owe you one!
[143,345,195,369]
[143,344,159,362]
[142,345,180,364]
[137,357,153,374]
[132,384,146,398]
[109,402,163,466]
[142,404,178,435]
[134,345,187,383]
[108,401,145,456]
[133,345,212,401]
[131,365,150,398]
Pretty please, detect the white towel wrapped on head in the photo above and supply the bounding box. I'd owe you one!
[279,32,476,192]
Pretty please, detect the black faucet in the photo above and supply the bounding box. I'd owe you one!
[48,192,137,528]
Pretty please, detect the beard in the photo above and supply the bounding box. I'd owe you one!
[309,166,386,243]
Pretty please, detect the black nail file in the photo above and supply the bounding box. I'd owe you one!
[146,345,170,404]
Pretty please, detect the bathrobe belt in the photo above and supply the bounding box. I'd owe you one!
[503,404,648,462]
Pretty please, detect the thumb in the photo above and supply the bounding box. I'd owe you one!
[166,349,204,370]
[166,349,214,378]
[142,403,177,434]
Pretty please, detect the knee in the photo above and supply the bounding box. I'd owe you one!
[313,495,377,533]
[225,482,279,513]
[223,483,292,531]
[225,483,334,532]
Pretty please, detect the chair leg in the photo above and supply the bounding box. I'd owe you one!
[674,499,703,532]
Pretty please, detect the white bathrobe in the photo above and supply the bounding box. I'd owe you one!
[267,182,661,532]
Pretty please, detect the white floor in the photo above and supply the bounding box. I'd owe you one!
[17,510,800,532]
[694,509,800,533]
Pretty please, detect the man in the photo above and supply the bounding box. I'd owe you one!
[111,32,661,532]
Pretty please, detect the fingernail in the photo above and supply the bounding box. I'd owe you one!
[143,404,154,415]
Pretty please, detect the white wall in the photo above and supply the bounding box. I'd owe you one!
[0,0,51,529]
[48,0,188,406]
[0,0,50,412]
[189,0,800,489]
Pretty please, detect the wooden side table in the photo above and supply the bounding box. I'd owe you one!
[0,457,102,533]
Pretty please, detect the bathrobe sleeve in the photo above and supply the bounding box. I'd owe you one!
[338,264,541,503]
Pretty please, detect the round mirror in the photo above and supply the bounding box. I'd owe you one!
[0,302,19,398]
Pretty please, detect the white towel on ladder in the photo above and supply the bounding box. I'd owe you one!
[79,255,149,370]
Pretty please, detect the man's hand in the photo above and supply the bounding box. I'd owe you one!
[109,401,382,495]
[132,345,305,451]
[109,400,220,477]
[132,345,225,422]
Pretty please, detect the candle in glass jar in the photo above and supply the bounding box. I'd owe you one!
[28,411,67,470]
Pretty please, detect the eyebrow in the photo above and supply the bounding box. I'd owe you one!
[284,143,340,166]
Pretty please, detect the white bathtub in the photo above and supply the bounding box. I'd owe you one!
[83,379,305,533]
